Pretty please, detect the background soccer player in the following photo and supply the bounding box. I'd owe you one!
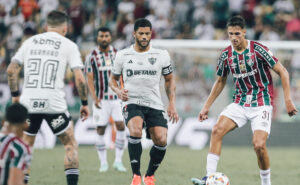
[191,15,298,185]
[110,18,179,185]
[85,27,126,173]
[6,10,89,185]
[0,103,31,185]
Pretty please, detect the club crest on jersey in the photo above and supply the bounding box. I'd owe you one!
[148,57,157,65]
[246,59,254,67]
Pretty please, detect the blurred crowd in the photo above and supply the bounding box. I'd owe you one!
[0,0,300,83]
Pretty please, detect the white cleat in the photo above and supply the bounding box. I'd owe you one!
[99,163,109,173]
[113,161,127,172]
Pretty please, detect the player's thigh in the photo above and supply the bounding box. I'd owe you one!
[123,104,144,135]
[144,108,168,140]
[93,102,110,127]
[219,103,247,131]
[44,112,72,136]
[250,106,273,135]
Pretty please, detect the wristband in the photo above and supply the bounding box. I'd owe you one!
[81,100,88,106]
[11,91,20,97]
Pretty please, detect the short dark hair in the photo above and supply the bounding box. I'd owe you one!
[97,27,112,35]
[134,18,152,31]
[227,15,246,29]
[47,10,69,26]
[5,103,28,124]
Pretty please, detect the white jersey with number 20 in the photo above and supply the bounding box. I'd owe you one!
[12,32,84,113]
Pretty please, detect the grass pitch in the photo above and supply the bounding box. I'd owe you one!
[30,146,300,185]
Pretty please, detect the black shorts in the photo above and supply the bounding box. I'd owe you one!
[25,112,71,136]
[123,104,168,139]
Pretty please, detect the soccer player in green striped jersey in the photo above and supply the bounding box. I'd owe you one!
[85,27,127,173]
[0,103,31,185]
[192,16,298,185]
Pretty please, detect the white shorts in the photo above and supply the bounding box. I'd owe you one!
[220,103,273,134]
[92,100,123,126]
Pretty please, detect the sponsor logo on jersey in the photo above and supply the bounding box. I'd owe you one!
[230,62,237,68]
[126,69,157,77]
[128,60,133,64]
[148,57,157,65]
[33,38,61,49]
[233,69,258,78]
[51,115,65,129]
[30,99,49,110]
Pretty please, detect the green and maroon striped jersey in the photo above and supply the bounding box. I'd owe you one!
[0,133,31,185]
[216,40,278,107]
[85,45,118,100]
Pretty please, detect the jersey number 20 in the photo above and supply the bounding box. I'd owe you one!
[26,59,59,89]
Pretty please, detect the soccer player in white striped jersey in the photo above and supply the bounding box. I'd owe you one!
[110,18,179,185]
[0,103,31,185]
[85,27,126,173]
[6,11,89,185]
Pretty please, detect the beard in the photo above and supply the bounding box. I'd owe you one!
[136,38,150,49]
[99,42,109,49]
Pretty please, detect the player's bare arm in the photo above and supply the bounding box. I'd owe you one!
[199,76,227,121]
[73,68,90,120]
[272,62,298,116]
[109,74,128,101]
[7,60,22,103]
[86,71,101,108]
[8,167,24,185]
[164,73,179,123]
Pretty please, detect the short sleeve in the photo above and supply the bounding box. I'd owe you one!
[67,43,84,69]
[216,52,229,77]
[161,50,173,76]
[85,54,92,73]
[11,40,28,65]
[112,51,123,75]
[255,43,278,68]
[10,143,31,171]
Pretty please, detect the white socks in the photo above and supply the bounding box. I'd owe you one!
[115,130,125,163]
[260,169,271,185]
[206,153,220,175]
[95,135,107,165]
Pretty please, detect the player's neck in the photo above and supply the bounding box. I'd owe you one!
[233,39,248,53]
[47,28,65,36]
[134,44,150,53]
[99,46,110,53]
[4,125,23,138]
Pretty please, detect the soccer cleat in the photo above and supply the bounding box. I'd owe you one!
[99,163,109,173]
[143,175,156,185]
[113,161,127,172]
[191,176,207,185]
[130,174,142,185]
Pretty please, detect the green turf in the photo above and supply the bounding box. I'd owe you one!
[30,146,300,185]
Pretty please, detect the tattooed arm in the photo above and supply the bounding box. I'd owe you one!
[164,73,179,123]
[73,68,89,120]
[6,60,22,103]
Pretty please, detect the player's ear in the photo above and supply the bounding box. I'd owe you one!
[45,25,48,32]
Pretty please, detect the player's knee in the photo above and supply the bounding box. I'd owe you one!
[130,128,143,137]
[153,133,167,146]
[211,125,226,138]
[252,139,266,152]
[96,126,106,135]
[115,122,125,131]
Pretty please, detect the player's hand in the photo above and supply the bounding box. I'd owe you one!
[167,104,179,123]
[12,96,20,103]
[285,99,298,117]
[118,89,128,101]
[94,98,102,109]
[80,105,90,121]
[198,107,209,122]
